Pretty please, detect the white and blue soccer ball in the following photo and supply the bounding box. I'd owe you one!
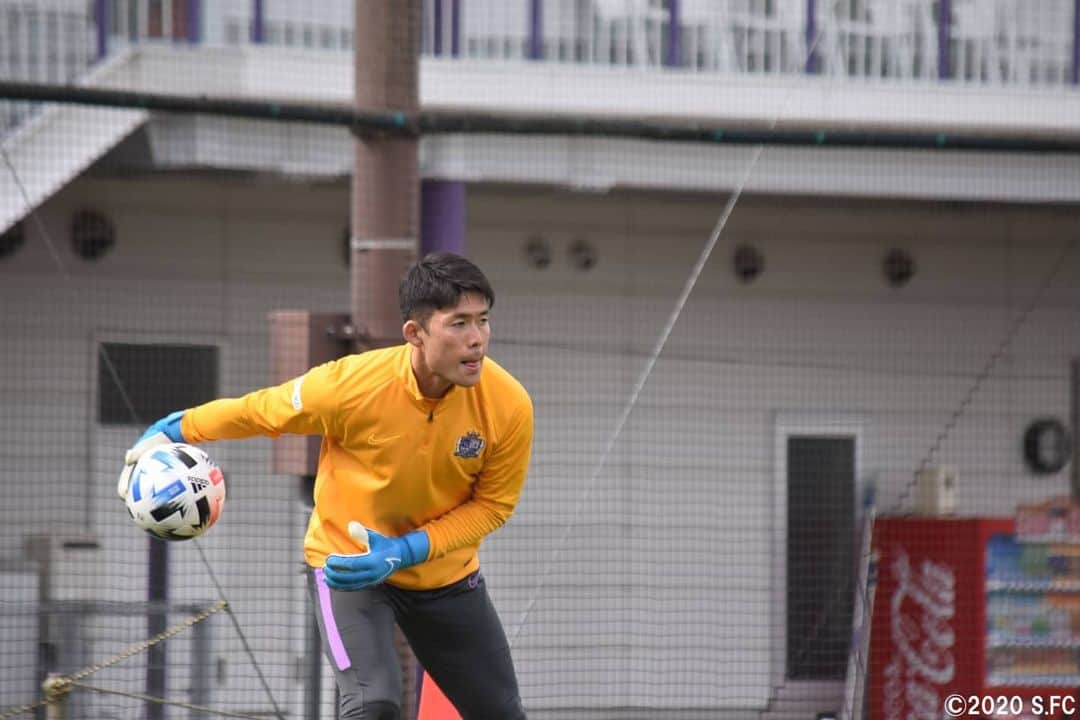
[124,443,226,541]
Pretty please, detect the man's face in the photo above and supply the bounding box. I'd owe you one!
[406,292,490,397]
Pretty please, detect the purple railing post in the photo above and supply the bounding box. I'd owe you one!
[451,0,461,57]
[529,0,543,60]
[1073,0,1080,84]
[665,0,681,67]
[96,0,109,60]
[805,0,818,73]
[252,0,265,43]
[938,0,952,79]
[434,0,444,55]
[187,0,201,44]
[420,181,467,256]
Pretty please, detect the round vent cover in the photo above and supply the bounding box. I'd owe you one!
[71,210,115,261]
[883,248,916,288]
[732,244,764,283]
[0,221,25,259]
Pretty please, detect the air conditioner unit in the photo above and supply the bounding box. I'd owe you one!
[914,466,957,516]
[0,561,38,709]
[23,534,104,720]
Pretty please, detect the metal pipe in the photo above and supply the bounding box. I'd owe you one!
[529,0,543,60]
[146,540,168,720]
[451,0,460,57]
[95,0,109,60]
[4,79,1080,153]
[252,0,265,43]
[433,0,443,55]
[1074,0,1080,84]
[421,181,466,256]
[938,0,952,79]
[666,0,680,68]
[187,0,201,44]
[190,615,211,720]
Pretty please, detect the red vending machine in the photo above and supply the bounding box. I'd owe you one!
[869,517,1080,720]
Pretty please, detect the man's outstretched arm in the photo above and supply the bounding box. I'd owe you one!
[118,360,346,498]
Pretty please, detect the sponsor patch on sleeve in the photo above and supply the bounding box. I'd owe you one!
[291,375,305,410]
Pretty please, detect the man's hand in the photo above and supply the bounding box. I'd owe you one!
[322,521,430,591]
[116,410,187,500]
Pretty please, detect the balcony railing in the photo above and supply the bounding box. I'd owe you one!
[420,0,1079,85]
[1,0,1077,121]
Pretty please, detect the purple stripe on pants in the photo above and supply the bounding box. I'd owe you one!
[314,568,352,670]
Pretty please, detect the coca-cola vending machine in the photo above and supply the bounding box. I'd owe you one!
[869,517,1080,720]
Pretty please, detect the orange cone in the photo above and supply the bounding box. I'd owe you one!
[416,672,461,720]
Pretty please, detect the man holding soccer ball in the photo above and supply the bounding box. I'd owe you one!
[118,252,533,720]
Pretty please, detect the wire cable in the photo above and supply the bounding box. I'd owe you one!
[507,28,825,650]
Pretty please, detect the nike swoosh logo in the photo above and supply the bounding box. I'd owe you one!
[368,432,402,446]
[385,557,401,571]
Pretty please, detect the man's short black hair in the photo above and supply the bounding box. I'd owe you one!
[399,252,495,325]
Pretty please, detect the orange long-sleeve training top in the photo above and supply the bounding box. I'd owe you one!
[180,343,533,590]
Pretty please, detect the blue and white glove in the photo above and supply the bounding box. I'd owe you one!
[116,410,187,500]
[322,521,430,591]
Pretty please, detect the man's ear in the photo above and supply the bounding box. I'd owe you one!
[403,319,424,347]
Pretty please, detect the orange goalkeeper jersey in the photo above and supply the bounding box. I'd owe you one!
[180,343,533,590]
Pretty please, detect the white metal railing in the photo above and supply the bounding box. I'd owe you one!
[821,0,939,80]
[1,0,1077,131]
[0,0,93,82]
[416,0,1077,86]
[103,0,188,48]
[0,0,1074,86]
[203,0,354,50]
[0,0,95,132]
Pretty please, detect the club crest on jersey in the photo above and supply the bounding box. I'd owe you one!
[454,431,485,459]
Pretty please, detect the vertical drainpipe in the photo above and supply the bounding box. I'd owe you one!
[96,0,109,60]
[252,0,265,43]
[805,0,817,73]
[1073,0,1080,84]
[146,541,168,720]
[187,0,201,44]
[421,181,467,257]
[665,0,680,67]
[451,0,461,57]
[529,0,542,60]
[433,0,443,55]
[938,0,952,79]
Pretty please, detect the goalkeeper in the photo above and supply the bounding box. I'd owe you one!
[119,252,533,720]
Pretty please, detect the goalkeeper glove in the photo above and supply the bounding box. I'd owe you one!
[116,410,187,500]
[322,521,430,591]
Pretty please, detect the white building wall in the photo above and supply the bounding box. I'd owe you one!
[1,175,1078,716]
[468,188,1080,712]
[0,175,351,718]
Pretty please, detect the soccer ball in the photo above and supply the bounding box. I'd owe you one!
[124,443,226,541]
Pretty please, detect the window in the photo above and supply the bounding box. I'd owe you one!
[785,435,856,680]
[97,342,219,425]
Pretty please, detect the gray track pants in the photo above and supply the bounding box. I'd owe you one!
[307,567,526,720]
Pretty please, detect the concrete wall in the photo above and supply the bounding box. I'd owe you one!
[0,174,350,718]
[1,175,1078,716]
[470,187,1080,712]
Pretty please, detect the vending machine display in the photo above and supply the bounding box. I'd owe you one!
[869,517,1080,720]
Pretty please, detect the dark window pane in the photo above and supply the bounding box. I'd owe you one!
[98,343,219,425]
[786,436,855,680]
